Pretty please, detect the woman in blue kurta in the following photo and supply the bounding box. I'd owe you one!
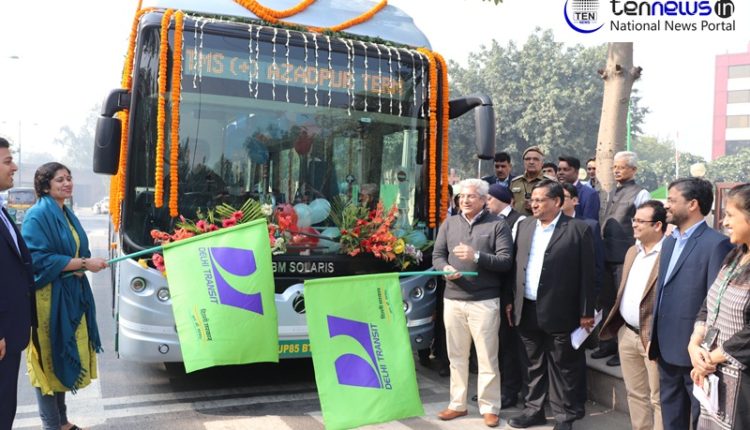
[21,162,108,430]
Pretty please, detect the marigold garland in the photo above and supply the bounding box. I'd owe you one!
[434,52,450,225]
[110,5,152,231]
[111,111,130,230]
[169,11,184,218]
[233,0,315,21]
[155,9,175,208]
[417,48,438,227]
[232,0,387,33]
[328,0,387,32]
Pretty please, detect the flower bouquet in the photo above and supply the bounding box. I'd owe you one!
[334,200,430,270]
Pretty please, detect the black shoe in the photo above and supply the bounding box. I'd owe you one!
[553,422,573,430]
[508,412,546,428]
[590,346,616,359]
[418,349,431,367]
[606,355,621,366]
[501,396,518,409]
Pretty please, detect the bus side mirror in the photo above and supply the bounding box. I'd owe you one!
[93,89,130,174]
[449,94,496,160]
[94,117,121,174]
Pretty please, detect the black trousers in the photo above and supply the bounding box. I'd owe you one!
[0,351,22,430]
[518,299,586,424]
[499,303,528,400]
[597,262,623,352]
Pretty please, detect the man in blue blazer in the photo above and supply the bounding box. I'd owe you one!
[649,178,732,430]
[557,156,600,221]
[0,138,35,430]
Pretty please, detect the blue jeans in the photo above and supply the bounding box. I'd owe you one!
[34,389,69,430]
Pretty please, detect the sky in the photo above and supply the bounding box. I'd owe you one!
[0,0,748,163]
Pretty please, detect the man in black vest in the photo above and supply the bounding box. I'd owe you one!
[0,137,35,429]
[593,151,651,365]
[486,183,527,408]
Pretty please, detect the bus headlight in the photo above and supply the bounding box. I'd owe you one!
[156,287,170,302]
[403,300,410,313]
[410,286,424,300]
[130,277,147,293]
[425,278,437,291]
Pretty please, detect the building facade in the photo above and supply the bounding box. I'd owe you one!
[713,43,750,159]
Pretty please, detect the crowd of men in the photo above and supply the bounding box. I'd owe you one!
[432,147,730,430]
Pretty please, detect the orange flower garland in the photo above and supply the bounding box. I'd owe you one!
[434,52,450,224]
[417,48,438,228]
[110,111,130,230]
[169,11,184,218]
[110,5,152,230]
[233,0,315,22]
[328,0,387,32]
[155,9,175,208]
[232,0,387,33]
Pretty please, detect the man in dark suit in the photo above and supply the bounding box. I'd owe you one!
[508,179,596,430]
[557,156,600,221]
[482,151,514,188]
[649,178,732,430]
[0,137,35,430]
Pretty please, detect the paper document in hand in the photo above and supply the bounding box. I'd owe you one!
[692,373,719,416]
[571,309,603,350]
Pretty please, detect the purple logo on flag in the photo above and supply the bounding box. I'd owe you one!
[327,315,383,389]
[208,247,264,315]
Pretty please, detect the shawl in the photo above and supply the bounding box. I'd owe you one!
[21,195,102,391]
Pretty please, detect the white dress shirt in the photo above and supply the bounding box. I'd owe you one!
[619,238,663,328]
[0,195,20,254]
[499,205,526,241]
[524,211,562,300]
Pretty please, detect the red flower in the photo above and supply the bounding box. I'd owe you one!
[171,228,195,241]
[222,217,238,228]
[150,229,171,242]
[152,253,166,272]
[232,210,244,220]
[195,219,212,233]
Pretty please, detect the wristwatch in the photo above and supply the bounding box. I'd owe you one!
[473,251,480,264]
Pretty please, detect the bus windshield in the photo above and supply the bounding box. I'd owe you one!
[123,23,428,252]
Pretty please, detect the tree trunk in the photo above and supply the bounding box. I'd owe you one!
[595,43,641,193]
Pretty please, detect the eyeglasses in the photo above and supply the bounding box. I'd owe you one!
[530,197,551,204]
[631,218,657,224]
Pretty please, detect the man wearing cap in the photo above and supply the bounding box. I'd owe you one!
[510,146,545,216]
[487,183,526,241]
[486,183,528,409]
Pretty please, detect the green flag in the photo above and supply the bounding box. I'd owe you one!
[304,273,424,430]
[162,219,278,372]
